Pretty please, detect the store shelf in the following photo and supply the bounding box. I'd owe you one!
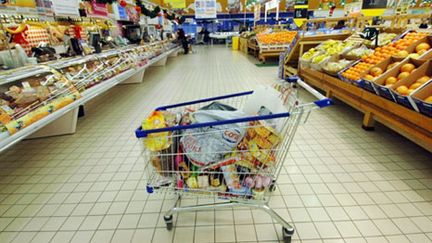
[299,67,432,152]
[0,45,180,153]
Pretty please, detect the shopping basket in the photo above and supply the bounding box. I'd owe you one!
[135,76,332,243]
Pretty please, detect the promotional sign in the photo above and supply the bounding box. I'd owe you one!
[113,3,128,20]
[85,1,109,18]
[195,0,217,19]
[344,2,362,16]
[1,0,36,8]
[167,0,186,9]
[254,3,261,21]
[264,0,279,22]
[227,0,241,13]
[51,0,80,16]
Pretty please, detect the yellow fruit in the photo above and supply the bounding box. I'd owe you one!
[398,72,410,80]
[415,43,431,53]
[364,74,374,81]
[400,63,416,73]
[387,62,400,71]
[396,85,409,95]
[370,67,383,77]
[409,82,421,90]
[395,50,409,58]
[417,76,430,84]
[417,49,427,55]
[425,96,432,103]
[386,77,397,85]
[407,89,414,94]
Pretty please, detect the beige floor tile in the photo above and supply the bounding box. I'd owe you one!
[70,231,94,243]
[194,226,215,243]
[334,221,362,238]
[314,221,341,239]
[90,230,114,243]
[131,229,154,243]
[111,229,135,243]
[50,231,75,243]
[10,232,36,243]
[215,225,236,242]
[31,232,55,243]
[235,224,257,242]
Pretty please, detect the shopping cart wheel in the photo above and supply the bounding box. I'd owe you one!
[269,180,276,192]
[282,227,294,243]
[164,215,173,230]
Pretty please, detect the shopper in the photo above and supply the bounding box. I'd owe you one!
[334,20,346,30]
[419,18,428,29]
[177,28,189,54]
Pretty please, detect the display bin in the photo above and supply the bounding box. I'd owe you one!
[391,60,432,111]
[412,82,432,117]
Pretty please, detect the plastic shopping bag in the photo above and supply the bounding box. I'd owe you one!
[180,110,247,167]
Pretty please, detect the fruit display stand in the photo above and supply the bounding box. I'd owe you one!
[239,37,249,54]
[282,17,355,76]
[296,30,432,152]
[0,43,181,152]
[248,38,260,57]
[299,67,432,152]
[256,31,298,63]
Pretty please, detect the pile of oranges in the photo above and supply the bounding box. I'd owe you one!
[256,31,297,45]
[341,32,429,81]
[341,62,374,81]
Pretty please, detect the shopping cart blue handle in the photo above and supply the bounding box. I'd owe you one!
[135,112,290,138]
[155,91,254,111]
[285,75,333,108]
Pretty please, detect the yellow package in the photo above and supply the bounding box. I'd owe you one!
[142,111,171,151]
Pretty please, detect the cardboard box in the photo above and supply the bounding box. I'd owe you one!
[412,81,432,117]
[391,60,432,111]
[391,36,432,62]
[371,58,413,101]
[360,57,404,94]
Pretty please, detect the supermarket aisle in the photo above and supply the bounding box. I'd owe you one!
[0,46,431,243]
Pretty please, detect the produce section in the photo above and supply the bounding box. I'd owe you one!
[296,28,432,152]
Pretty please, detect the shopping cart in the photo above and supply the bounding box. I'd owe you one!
[135,76,332,243]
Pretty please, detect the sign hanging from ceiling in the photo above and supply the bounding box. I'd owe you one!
[195,0,217,19]
[254,4,261,21]
[84,1,109,18]
[167,0,186,9]
[51,0,80,16]
[227,0,241,13]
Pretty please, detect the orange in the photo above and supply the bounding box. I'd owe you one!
[400,63,415,73]
[398,72,410,80]
[417,76,431,84]
[409,82,422,90]
[364,74,374,81]
[396,85,409,95]
[370,67,383,77]
[385,77,397,85]
[425,96,432,103]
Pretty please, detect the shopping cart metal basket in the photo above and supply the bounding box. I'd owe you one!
[135,76,332,243]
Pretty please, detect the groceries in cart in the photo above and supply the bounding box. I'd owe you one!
[140,91,287,200]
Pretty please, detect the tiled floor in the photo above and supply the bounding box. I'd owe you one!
[0,46,431,243]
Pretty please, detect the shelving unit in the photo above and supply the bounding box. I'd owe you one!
[0,46,181,153]
[299,67,432,152]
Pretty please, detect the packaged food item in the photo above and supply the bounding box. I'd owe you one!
[142,111,171,151]
[221,164,249,194]
[201,157,238,171]
[197,175,209,188]
[186,176,199,189]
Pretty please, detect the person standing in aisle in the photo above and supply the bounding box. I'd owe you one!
[177,28,189,54]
